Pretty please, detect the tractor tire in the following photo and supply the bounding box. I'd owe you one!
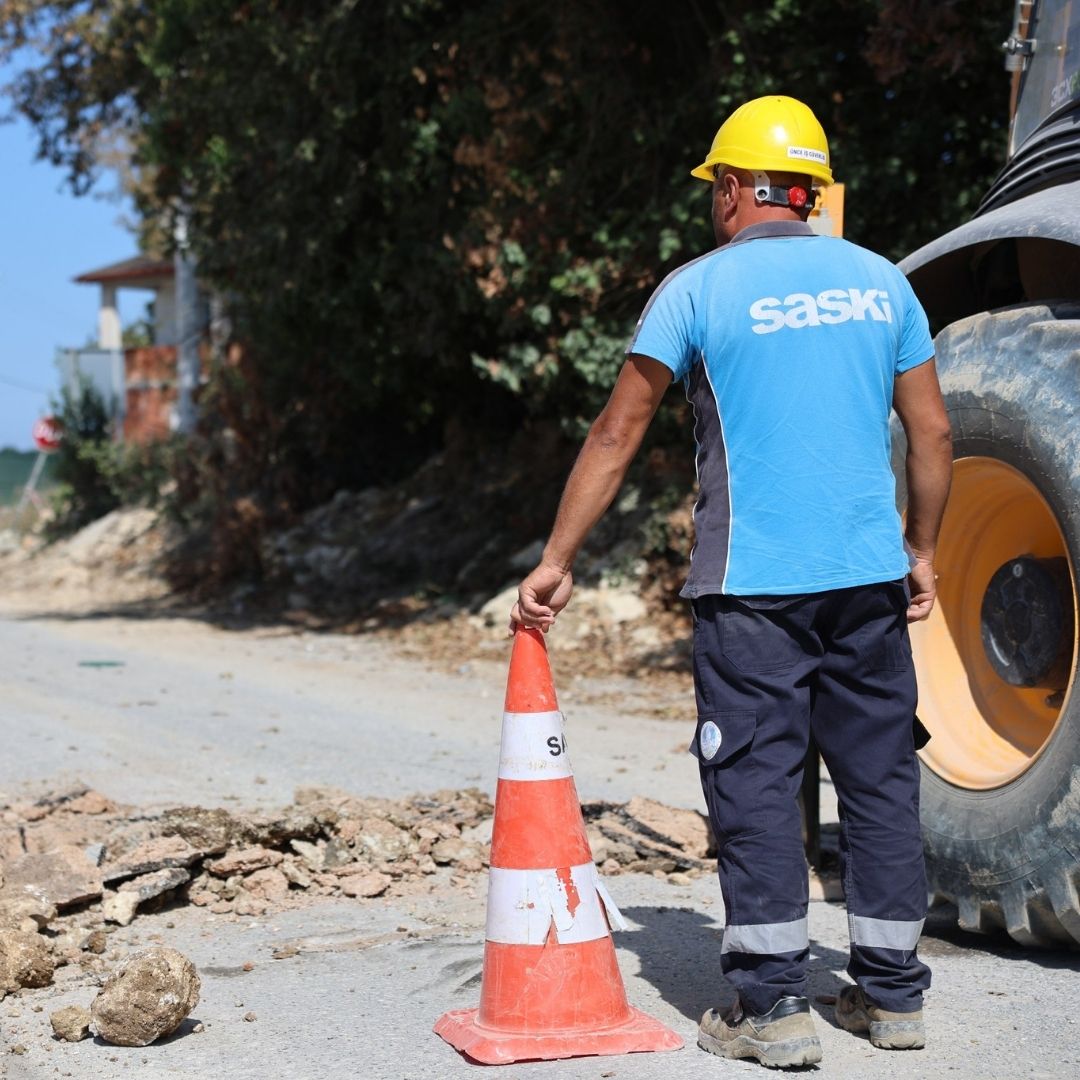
[891,301,1080,948]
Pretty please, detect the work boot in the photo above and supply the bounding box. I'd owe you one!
[834,984,925,1049]
[697,996,822,1068]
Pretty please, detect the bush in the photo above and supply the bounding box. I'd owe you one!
[45,379,178,538]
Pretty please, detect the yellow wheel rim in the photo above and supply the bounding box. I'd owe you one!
[913,457,1076,789]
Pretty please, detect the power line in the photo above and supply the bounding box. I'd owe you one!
[0,373,52,395]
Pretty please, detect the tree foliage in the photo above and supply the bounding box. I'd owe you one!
[46,377,118,534]
[2,1,1013,562]
[45,377,176,535]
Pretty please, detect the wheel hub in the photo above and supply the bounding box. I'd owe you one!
[980,556,1073,687]
[912,457,1076,788]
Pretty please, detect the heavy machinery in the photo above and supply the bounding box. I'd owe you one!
[897,0,1080,947]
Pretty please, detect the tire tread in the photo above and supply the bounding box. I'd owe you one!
[910,302,1080,953]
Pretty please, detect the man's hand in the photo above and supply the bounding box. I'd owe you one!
[511,563,574,632]
[907,558,937,622]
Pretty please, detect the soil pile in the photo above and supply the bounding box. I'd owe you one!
[0,438,698,681]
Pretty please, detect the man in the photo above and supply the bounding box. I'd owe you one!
[512,95,952,1067]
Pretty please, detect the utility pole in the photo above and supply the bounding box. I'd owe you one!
[173,209,200,434]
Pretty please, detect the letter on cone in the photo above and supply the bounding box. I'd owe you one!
[434,627,684,1063]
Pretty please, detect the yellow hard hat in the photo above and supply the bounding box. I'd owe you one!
[691,95,834,186]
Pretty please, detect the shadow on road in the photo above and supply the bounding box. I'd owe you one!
[618,904,850,1028]
[618,899,1080,1030]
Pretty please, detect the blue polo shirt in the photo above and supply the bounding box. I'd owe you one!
[628,221,934,597]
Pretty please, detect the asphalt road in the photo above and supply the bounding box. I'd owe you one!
[1,611,1077,1080]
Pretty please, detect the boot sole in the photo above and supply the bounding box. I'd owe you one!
[698,1030,823,1068]
[837,1008,925,1050]
[868,1019,925,1050]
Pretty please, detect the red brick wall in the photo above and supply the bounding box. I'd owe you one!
[124,346,177,443]
[126,345,178,383]
[124,385,177,443]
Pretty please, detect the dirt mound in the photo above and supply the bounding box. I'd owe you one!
[0,507,173,614]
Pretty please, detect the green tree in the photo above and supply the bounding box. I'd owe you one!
[2,1,1014,572]
[46,377,118,534]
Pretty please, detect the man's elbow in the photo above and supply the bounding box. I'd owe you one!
[932,417,953,450]
[908,420,953,459]
[587,413,640,455]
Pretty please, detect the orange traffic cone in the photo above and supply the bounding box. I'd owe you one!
[434,627,683,1064]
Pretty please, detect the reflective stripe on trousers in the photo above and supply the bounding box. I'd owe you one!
[849,915,925,951]
[721,918,808,955]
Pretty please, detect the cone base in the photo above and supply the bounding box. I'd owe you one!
[434,1006,684,1065]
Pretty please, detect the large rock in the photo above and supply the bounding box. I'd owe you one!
[91,947,200,1046]
[1,846,103,908]
[0,930,55,996]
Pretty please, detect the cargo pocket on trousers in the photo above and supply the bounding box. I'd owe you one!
[719,600,805,673]
[689,710,758,767]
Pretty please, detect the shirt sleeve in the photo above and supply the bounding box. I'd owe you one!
[625,268,698,381]
[894,271,935,374]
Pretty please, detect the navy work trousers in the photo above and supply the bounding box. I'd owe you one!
[690,581,931,1015]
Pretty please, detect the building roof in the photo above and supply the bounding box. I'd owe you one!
[74,255,174,287]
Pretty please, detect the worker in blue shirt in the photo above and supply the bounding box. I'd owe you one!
[512,95,952,1067]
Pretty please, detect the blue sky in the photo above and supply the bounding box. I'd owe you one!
[0,93,143,450]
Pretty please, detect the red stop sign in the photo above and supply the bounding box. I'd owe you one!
[32,416,63,453]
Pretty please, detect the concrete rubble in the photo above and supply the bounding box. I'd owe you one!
[0,777,717,1051]
[2,846,104,908]
[90,946,201,1046]
[0,782,715,931]
[0,928,55,997]
[50,1004,92,1042]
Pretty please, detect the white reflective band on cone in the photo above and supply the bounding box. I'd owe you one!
[497,710,573,781]
[849,915,925,951]
[721,917,808,955]
[485,862,627,945]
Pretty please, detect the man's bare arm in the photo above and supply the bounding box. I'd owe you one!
[893,358,952,621]
[512,354,672,630]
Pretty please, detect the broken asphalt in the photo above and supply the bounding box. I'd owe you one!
[1,611,1077,1079]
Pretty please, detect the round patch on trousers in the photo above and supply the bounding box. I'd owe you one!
[699,720,722,761]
